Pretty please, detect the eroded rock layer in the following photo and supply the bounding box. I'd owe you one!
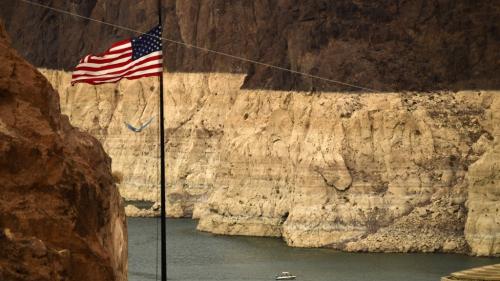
[2,0,498,257]
[1,0,499,91]
[40,69,499,256]
[465,97,500,256]
[0,24,127,281]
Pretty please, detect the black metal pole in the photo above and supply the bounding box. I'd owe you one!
[158,0,167,280]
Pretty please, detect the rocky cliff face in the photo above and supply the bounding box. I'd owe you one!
[0,23,127,281]
[1,0,499,91]
[40,71,235,218]
[40,69,500,256]
[1,0,499,257]
[465,97,500,256]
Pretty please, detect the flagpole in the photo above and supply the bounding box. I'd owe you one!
[158,0,167,280]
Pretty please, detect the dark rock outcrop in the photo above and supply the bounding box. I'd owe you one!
[0,21,127,281]
[0,0,499,91]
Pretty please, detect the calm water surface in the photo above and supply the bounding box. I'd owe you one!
[128,218,498,281]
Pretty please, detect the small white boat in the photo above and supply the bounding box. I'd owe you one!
[275,272,297,280]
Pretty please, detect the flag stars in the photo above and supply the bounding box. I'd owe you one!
[131,25,163,60]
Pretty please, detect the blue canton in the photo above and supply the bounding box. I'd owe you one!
[131,25,162,60]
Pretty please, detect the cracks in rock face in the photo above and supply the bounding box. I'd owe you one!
[279,211,289,225]
[9,62,16,79]
[200,119,223,138]
[363,207,390,235]
[314,166,351,192]
[166,91,209,144]
[315,166,335,188]
[137,82,148,120]
[104,86,123,137]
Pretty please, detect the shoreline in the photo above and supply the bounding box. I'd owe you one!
[127,218,500,281]
[126,217,499,258]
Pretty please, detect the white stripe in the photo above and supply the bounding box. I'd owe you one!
[76,68,162,84]
[95,77,122,83]
[74,51,161,74]
[124,68,163,78]
[88,51,132,61]
[89,77,122,84]
[76,55,132,68]
[72,59,162,81]
[109,42,132,52]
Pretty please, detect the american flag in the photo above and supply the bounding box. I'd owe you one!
[71,25,163,85]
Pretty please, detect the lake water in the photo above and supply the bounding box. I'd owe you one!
[128,218,498,281]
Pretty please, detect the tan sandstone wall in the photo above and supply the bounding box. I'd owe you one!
[40,70,242,218]
[40,69,499,256]
[465,97,500,256]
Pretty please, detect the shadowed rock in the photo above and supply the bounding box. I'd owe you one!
[0,22,127,281]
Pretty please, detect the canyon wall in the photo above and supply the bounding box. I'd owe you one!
[1,0,499,256]
[1,0,499,91]
[0,23,127,280]
[41,69,500,256]
[464,97,500,256]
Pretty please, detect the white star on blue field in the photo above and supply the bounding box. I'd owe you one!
[131,25,162,60]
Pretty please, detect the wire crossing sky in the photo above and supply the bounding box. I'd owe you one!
[18,0,379,92]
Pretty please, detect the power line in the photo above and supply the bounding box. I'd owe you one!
[18,0,378,92]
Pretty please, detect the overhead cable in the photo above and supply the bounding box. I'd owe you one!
[18,0,379,92]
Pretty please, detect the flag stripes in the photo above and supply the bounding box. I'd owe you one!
[72,25,163,85]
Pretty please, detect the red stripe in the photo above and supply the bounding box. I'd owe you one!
[109,40,130,49]
[71,35,165,85]
[72,64,163,82]
[87,52,132,64]
[74,55,162,76]
[125,72,162,80]
[72,72,161,85]
[95,40,131,56]
[75,54,162,72]
[82,40,131,60]
[73,58,162,78]
[102,47,133,55]
[123,65,163,77]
